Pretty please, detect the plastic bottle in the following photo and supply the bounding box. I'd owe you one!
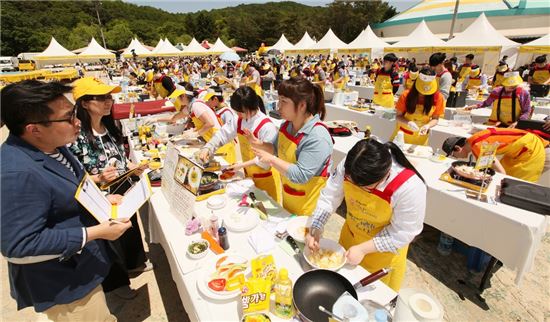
[217,226,229,250]
[273,268,294,319]
[437,232,454,256]
[393,130,405,150]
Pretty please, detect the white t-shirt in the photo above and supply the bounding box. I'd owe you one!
[190,100,220,130]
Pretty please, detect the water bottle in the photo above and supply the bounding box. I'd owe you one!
[437,232,454,256]
[121,79,128,94]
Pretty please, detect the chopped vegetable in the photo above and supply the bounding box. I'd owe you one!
[208,278,226,292]
[188,241,208,254]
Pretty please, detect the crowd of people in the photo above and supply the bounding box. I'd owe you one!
[1,49,549,321]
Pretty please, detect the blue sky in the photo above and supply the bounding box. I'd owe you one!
[123,0,419,14]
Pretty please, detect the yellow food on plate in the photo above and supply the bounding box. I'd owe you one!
[308,249,344,269]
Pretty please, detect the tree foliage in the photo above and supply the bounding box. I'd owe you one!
[0,0,396,56]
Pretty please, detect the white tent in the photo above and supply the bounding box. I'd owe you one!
[389,20,446,63]
[439,13,520,74]
[154,38,182,56]
[341,25,388,58]
[122,38,152,58]
[181,38,209,56]
[209,38,233,54]
[308,28,348,53]
[516,34,550,68]
[286,32,316,54]
[151,39,165,54]
[78,38,115,63]
[34,37,78,67]
[271,34,294,52]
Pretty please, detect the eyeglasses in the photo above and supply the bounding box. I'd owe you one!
[32,106,78,125]
[89,95,113,102]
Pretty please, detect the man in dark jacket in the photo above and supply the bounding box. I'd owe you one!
[1,80,131,321]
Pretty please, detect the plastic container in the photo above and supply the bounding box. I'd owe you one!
[393,131,405,150]
[273,268,294,319]
[437,232,454,256]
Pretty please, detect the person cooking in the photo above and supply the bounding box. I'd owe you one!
[392,67,445,145]
[465,71,531,128]
[167,82,237,164]
[528,55,550,85]
[373,53,400,108]
[198,86,281,202]
[457,53,475,83]
[149,71,176,99]
[203,86,235,126]
[306,138,426,291]
[463,64,487,92]
[244,62,263,97]
[492,57,509,87]
[332,62,349,91]
[443,128,549,183]
[403,64,418,90]
[249,78,334,216]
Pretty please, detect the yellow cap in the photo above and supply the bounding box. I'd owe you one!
[409,71,419,80]
[168,89,186,100]
[72,77,121,101]
[415,73,437,95]
[497,65,508,73]
[501,71,522,87]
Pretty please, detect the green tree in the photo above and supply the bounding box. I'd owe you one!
[105,20,133,50]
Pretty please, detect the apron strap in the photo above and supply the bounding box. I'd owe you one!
[253,118,272,137]
[237,117,244,135]
[382,169,416,199]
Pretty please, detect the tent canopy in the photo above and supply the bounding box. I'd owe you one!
[271,34,294,52]
[181,38,209,56]
[35,37,78,66]
[122,38,152,58]
[209,38,233,54]
[154,38,182,56]
[440,13,519,52]
[342,25,388,57]
[519,34,550,53]
[286,31,316,54]
[391,20,446,51]
[151,39,165,54]
[78,38,115,62]
[308,28,348,53]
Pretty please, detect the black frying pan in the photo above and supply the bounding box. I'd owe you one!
[293,269,357,322]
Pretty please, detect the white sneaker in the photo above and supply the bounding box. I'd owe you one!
[128,260,154,274]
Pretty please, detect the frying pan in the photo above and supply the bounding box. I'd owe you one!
[295,268,393,322]
[450,161,495,186]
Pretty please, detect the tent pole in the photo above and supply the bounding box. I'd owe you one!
[94,0,107,49]
[449,0,461,40]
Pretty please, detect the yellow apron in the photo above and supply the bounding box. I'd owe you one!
[391,103,434,146]
[237,118,282,203]
[532,66,550,85]
[405,77,414,90]
[458,64,472,83]
[499,133,546,182]
[493,72,505,87]
[488,88,522,126]
[339,169,415,291]
[467,76,482,90]
[470,129,547,182]
[191,101,237,164]
[153,77,169,98]
[373,71,395,108]
[334,71,348,90]
[278,121,331,216]
[313,73,325,92]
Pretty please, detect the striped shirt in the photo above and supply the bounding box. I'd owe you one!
[46,150,76,177]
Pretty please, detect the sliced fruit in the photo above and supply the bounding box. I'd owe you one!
[208,278,227,292]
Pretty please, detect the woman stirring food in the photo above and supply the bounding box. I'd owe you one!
[306,139,426,291]
[249,78,333,216]
[198,86,282,202]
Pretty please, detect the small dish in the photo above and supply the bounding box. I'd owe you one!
[187,239,209,259]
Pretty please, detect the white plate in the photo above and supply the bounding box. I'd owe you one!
[224,208,259,232]
[286,216,311,243]
[197,254,249,300]
[303,238,346,271]
[207,195,227,210]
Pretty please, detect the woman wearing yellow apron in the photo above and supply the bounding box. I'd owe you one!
[168,82,237,164]
[312,64,326,91]
[403,64,418,90]
[250,78,334,216]
[392,67,445,146]
[332,63,349,91]
[373,53,399,108]
[444,128,549,183]
[306,139,426,291]
[464,65,487,91]
[457,53,474,83]
[198,86,282,202]
[466,72,531,128]
[529,55,550,85]
[245,63,264,97]
[151,73,176,99]
[492,59,509,87]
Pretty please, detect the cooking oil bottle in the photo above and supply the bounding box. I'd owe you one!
[273,268,294,319]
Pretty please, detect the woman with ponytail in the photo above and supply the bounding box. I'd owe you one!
[306,138,426,291]
[249,78,334,216]
[198,86,282,202]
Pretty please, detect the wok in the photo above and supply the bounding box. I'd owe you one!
[450,161,495,186]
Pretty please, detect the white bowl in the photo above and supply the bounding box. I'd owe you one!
[303,238,346,271]
[207,195,226,210]
[286,216,311,243]
[186,239,209,259]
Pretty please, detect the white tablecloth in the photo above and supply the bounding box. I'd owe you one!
[347,85,375,99]
[146,187,397,322]
[329,135,548,284]
[325,103,395,141]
